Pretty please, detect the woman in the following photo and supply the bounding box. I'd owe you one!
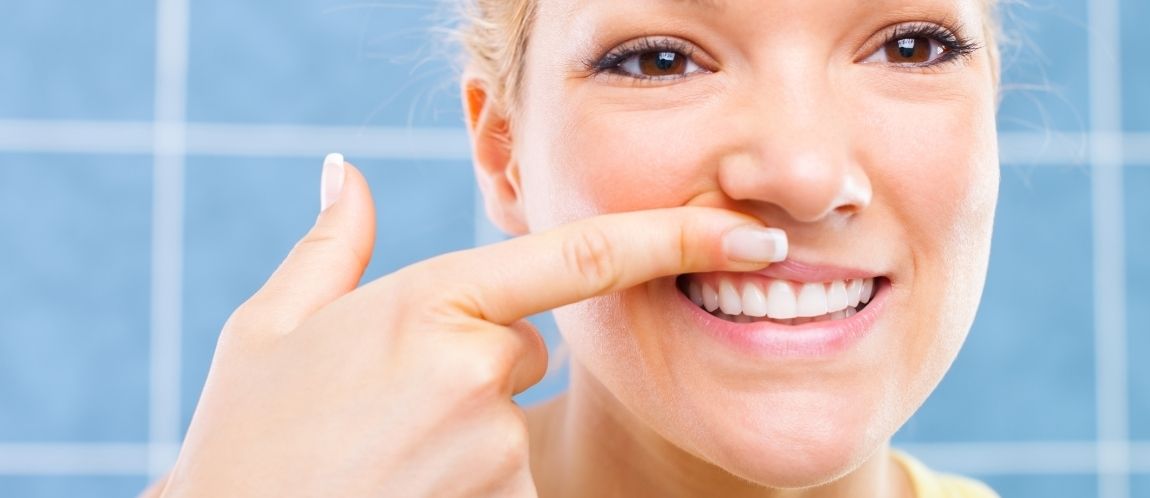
[146,0,1002,496]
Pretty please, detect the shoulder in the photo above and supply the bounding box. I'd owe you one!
[892,450,999,498]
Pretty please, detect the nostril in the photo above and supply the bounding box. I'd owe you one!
[834,171,873,212]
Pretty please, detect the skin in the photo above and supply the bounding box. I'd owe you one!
[143,0,999,497]
[477,0,998,496]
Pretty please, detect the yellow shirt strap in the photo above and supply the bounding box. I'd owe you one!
[891,449,1000,498]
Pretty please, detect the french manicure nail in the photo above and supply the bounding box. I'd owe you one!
[321,152,345,211]
[723,226,788,264]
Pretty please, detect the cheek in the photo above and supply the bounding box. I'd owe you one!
[862,89,999,389]
[518,104,713,229]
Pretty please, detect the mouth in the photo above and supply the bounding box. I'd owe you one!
[674,273,885,325]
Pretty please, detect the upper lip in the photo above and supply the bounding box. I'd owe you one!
[738,259,884,283]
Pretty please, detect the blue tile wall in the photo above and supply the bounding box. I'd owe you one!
[995,0,1091,134]
[186,1,461,127]
[0,154,152,442]
[0,476,150,498]
[1135,475,1150,498]
[0,1,155,121]
[1128,168,1150,440]
[1121,0,1150,130]
[977,474,1098,497]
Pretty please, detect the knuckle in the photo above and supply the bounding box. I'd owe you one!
[452,347,512,400]
[561,227,620,296]
[296,231,366,268]
[220,300,268,338]
[223,297,294,337]
[488,411,531,474]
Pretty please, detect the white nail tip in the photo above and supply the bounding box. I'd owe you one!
[321,152,346,212]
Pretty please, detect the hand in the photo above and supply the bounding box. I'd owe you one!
[157,154,787,498]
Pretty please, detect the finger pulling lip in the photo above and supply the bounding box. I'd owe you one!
[743,259,886,283]
[671,271,890,359]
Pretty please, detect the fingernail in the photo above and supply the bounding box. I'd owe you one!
[723,225,788,263]
[321,152,345,211]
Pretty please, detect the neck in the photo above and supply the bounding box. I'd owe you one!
[525,361,912,498]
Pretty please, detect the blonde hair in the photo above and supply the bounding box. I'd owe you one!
[455,0,537,116]
[454,0,1003,113]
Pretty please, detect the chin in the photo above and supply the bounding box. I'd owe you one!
[708,427,880,489]
[677,386,895,489]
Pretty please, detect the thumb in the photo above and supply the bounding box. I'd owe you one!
[243,153,377,334]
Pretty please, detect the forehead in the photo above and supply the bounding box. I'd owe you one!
[544,0,987,26]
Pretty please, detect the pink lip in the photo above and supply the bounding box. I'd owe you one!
[746,259,882,283]
[674,275,889,359]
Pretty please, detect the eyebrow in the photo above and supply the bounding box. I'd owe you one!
[675,0,724,9]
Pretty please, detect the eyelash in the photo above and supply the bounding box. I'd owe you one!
[586,37,702,81]
[585,22,981,81]
[880,22,982,70]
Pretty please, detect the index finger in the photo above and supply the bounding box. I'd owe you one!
[407,206,787,325]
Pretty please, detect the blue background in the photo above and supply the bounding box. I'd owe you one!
[0,0,1145,496]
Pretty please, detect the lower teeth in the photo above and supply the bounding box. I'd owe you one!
[708,306,860,325]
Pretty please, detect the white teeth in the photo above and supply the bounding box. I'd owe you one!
[741,281,769,317]
[827,280,849,313]
[860,278,875,304]
[846,279,862,307]
[702,283,720,312]
[796,282,828,318]
[688,280,704,307]
[718,279,743,316]
[687,275,878,323]
[764,279,798,319]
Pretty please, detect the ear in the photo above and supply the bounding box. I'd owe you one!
[463,71,528,236]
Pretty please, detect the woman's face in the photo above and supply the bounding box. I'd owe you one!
[506,0,999,487]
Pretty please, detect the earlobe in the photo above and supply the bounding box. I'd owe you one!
[463,73,529,236]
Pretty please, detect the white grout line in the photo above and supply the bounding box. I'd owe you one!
[0,441,1146,476]
[147,0,190,480]
[0,444,153,476]
[0,120,472,160]
[183,122,472,160]
[0,120,154,154]
[1,119,1149,165]
[1088,0,1129,495]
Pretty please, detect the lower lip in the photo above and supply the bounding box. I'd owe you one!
[675,279,888,359]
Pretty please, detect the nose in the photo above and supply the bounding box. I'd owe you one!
[716,76,872,224]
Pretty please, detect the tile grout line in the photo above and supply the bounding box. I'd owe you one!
[1088,0,1130,496]
[148,0,190,479]
[0,120,1149,165]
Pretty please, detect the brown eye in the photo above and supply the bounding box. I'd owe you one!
[612,45,705,80]
[638,51,687,76]
[860,23,978,69]
[865,34,954,66]
[884,37,941,63]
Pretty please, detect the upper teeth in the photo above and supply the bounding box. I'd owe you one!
[686,275,876,319]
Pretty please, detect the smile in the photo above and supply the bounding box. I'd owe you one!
[676,273,880,325]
